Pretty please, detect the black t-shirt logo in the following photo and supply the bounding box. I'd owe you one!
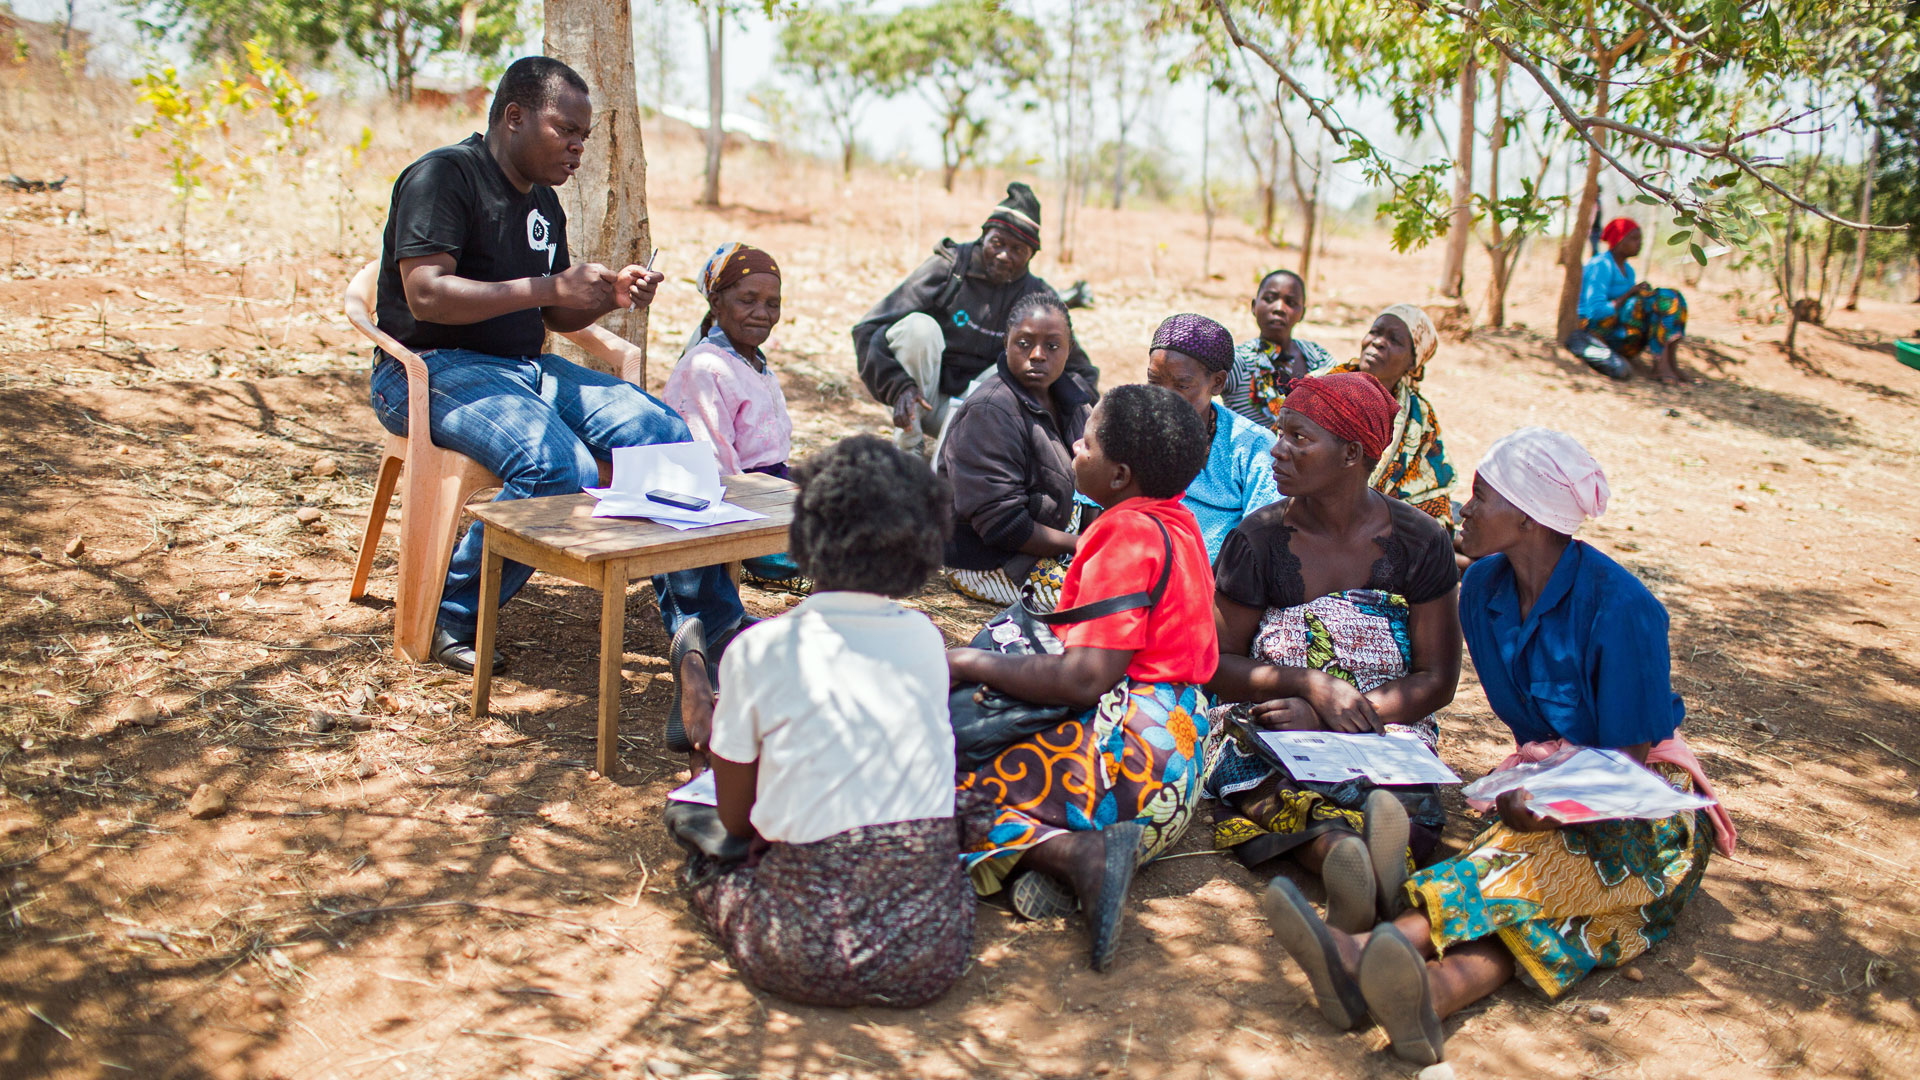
[526,208,556,273]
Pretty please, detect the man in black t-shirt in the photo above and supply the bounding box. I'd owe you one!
[370,56,752,675]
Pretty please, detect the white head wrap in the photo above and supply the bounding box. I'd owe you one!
[1476,427,1610,535]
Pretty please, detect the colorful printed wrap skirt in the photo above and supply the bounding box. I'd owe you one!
[1583,283,1688,358]
[947,555,1070,611]
[1204,589,1445,864]
[958,679,1212,895]
[1405,763,1713,999]
[687,815,976,1008]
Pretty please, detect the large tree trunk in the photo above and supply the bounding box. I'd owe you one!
[1555,51,1613,344]
[1437,1,1479,300]
[546,0,652,380]
[701,4,724,208]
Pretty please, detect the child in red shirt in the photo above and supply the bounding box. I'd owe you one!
[948,383,1218,971]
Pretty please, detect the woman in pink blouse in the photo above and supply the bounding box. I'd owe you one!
[664,243,804,586]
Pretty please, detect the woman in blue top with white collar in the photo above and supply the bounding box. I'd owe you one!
[1577,218,1690,385]
[1262,427,1735,1066]
[1142,313,1280,562]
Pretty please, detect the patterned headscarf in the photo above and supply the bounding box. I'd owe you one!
[1378,303,1438,384]
[696,242,779,339]
[1602,218,1639,248]
[1476,427,1610,535]
[1282,372,1400,460]
[1330,304,1456,526]
[1151,313,1236,373]
[698,242,780,301]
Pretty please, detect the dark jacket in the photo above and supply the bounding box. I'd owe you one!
[852,238,1099,408]
[937,359,1095,577]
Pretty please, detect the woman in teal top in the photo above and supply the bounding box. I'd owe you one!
[1578,218,1689,385]
[1143,313,1280,561]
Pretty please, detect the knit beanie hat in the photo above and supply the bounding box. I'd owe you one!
[983,182,1043,251]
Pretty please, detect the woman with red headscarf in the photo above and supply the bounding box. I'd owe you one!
[1576,218,1690,385]
[1202,372,1463,937]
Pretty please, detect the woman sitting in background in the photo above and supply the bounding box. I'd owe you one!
[1145,313,1280,562]
[938,292,1095,609]
[1263,427,1734,1065]
[1204,372,1461,935]
[1331,304,1458,532]
[1578,218,1690,385]
[948,384,1216,971]
[1222,268,1334,430]
[662,435,974,1008]
[663,242,804,587]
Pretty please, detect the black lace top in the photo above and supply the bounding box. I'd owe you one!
[1213,495,1459,611]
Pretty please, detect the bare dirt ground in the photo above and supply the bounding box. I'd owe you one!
[2,77,1918,1080]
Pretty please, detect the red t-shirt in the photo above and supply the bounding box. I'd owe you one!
[1057,497,1219,684]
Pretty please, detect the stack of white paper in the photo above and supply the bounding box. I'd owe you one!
[1253,729,1462,786]
[1461,747,1716,824]
[584,442,767,530]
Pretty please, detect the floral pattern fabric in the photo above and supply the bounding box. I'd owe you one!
[1204,589,1444,862]
[959,679,1211,894]
[688,815,976,1007]
[1326,358,1457,530]
[1223,337,1334,430]
[1405,763,1713,999]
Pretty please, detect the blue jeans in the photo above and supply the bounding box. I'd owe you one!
[369,349,746,641]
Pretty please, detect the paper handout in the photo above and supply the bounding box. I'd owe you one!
[584,442,767,529]
[1460,746,1716,825]
[1249,727,1462,786]
[667,770,718,806]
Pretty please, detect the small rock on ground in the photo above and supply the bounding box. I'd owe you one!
[307,711,336,734]
[120,697,161,728]
[187,784,228,820]
[1624,965,1644,983]
[1586,1004,1612,1024]
[1418,1065,1457,1080]
[310,457,338,477]
[295,507,324,524]
[64,536,85,558]
[646,1060,684,1077]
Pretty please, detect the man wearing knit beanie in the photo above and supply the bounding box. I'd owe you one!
[852,181,1099,452]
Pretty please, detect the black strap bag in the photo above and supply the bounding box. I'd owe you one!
[949,518,1172,771]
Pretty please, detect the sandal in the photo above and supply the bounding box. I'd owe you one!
[1359,922,1447,1065]
[1011,869,1078,920]
[1263,876,1368,1030]
[1321,833,1377,934]
[1089,821,1145,972]
[664,618,706,754]
[1363,788,1411,920]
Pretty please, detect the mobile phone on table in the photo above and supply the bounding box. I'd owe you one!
[646,489,709,512]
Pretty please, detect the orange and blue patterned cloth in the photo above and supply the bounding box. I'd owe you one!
[1583,282,1688,359]
[1405,763,1713,999]
[958,679,1211,894]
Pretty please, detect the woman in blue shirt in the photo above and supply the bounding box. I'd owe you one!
[1260,427,1734,1066]
[1142,313,1280,561]
[1578,218,1690,385]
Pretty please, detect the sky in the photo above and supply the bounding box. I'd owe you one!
[14,0,1859,224]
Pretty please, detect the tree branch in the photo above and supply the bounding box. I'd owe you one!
[1428,0,1902,232]
[1207,0,1359,146]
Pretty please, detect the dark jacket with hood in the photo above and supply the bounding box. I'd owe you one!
[852,237,1099,408]
[937,358,1095,578]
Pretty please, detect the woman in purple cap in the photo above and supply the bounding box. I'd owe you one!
[1143,312,1281,562]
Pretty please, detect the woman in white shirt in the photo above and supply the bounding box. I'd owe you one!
[662,434,974,1007]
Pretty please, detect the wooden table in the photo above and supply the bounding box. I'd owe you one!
[468,472,798,774]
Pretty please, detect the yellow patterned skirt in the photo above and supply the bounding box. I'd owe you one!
[957,679,1210,895]
[1404,765,1713,998]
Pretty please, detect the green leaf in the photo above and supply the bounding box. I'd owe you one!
[1667,230,1692,246]
[1690,243,1708,266]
